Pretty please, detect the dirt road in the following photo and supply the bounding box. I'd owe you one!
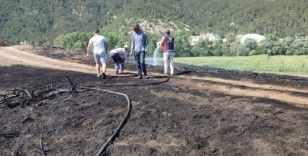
[0,46,95,73]
[0,46,307,106]
[0,46,308,155]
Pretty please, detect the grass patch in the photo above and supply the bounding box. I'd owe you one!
[175,55,308,73]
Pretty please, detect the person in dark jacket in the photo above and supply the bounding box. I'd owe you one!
[161,30,175,76]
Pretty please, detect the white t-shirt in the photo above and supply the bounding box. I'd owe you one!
[89,35,107,54]
[110,48,128,59]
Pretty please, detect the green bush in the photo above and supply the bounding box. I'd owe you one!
[271,42,287,55]
[173,31,192,57]
[211,45,223,56]
[255,45,267,55]
[220,43,232,56]
[303,43,308,55]
[192,40,229,56]
[230,41,240,56]
[237,45,250,56]
[285,39,308,55]
[236,39,258,56]
[54,30,308,57]
[54,32,92,51]
[244,39,258,51]
[192,47,212,56]
[249,49,257,55]
[146,34,159,57]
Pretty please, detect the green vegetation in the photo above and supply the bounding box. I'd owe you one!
[51,30,308,57]
[54,32,92,50]
[1,0,307,60]
[175,55,308,73]
[190,36,308,57]
[1,0,308,43]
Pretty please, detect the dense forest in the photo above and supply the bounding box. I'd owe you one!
[0,0,307,56]
[1,0,308,42]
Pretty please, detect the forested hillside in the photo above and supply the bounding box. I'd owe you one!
[1,0,307,43]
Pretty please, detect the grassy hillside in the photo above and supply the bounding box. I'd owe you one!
[176,55,308,73]
[0,0,307,43]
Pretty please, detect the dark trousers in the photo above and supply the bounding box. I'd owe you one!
[111,53,124,74]
[134,51,147,76]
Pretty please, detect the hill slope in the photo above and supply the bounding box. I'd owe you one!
[0,0,307,42]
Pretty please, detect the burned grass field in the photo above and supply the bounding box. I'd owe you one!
[0,64,307,156]
[0,46,308,155]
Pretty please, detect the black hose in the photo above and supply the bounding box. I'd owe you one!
[2,74,169,155]
[79,86,132,156]
[91,75,170,88]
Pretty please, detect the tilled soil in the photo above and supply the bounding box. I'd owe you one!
[0,46,308,156]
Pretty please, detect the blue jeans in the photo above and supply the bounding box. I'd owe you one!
[134,51,147,76]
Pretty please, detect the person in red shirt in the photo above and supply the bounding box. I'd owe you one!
[161,30,175,76]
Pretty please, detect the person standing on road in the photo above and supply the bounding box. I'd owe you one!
[86,29,108,79]
[161,30,175,76]
[131,24,149,79]
[110,45,129,75]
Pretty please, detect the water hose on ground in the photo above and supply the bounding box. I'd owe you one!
[79,86,132,156]
[1,75,169,155]
[65,76,133,155]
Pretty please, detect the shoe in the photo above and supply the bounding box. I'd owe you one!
[144,75,149,79]
[102,73,106,79]
[138,75,143,79]
[97,74,101,78]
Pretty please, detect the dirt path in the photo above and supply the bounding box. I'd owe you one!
[0,46,307,106]
[0,46,95,74]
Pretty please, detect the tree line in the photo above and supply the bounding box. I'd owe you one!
[53,30,308,57]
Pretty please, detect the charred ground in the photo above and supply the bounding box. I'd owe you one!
[0,46,308,155]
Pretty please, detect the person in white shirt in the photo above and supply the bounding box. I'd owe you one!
[110,45,129,75]
[86,29,108,79]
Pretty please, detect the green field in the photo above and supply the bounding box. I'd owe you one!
[175,55,308,74]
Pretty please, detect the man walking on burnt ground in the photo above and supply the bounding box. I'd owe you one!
[86,29,108,79]
[110,45,129,75]
[161,30,175,76]
[131,24,149,79]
